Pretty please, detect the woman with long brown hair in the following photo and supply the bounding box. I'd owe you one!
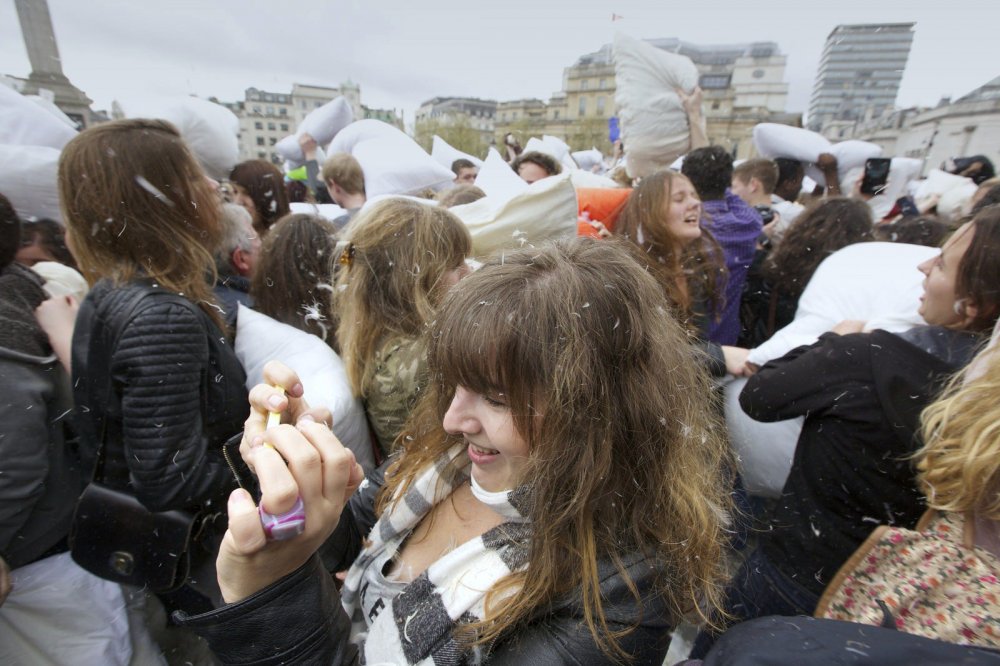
[229,159,290,236]
[178,238,734,665]
[60,118,250,607]
[614,170,746,375]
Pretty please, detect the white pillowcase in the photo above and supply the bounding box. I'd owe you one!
[276,97,354,164]
[431,135,483,170]
[805,139,883,189]
[523,136,577,172]
[613,31,699,179]
[235,305,375,473]
[352,135,455,198]
[327,119,406,155]
[752,123,831,167]
[0,144,62,222]
[572,149,605,173]
[117,96,240,180]
[0,84,77,150]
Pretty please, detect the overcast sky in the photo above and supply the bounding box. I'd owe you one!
[2,0,997,127]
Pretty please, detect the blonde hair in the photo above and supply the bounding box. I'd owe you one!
[335,198,471,396]
[58,118,224,329]
[321,152,366,195]
[917,343,1000,519]
[381,238,733,659]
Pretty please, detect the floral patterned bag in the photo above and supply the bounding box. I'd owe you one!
[816,510,1000,647]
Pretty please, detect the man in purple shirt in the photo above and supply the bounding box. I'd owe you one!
[682,146,763,345]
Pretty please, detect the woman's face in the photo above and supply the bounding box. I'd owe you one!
[661,176,702,245]
[15,238,57,267]
[917,221,975,328]
[232,184,260,224]
[443,386,529,493]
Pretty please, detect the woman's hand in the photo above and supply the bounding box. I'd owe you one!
[722,346,751,376]
[241,361,332,471]
[830,320,866,335]
[35,295,78,373]
[217,419,365,603]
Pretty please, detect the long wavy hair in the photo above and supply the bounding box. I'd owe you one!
[335,198,472,397]
[250,213,340,347]
[381,238,734,659]
[763,197,873,299]
[917,338,1000,519]
[229,159,290,234]
[952,206,1000,332]
[613,171,725,331]
[58,118,224,329]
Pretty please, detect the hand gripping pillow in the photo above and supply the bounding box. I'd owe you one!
[118,96,240,180]
[352,134,455,198]
[0,144,62,222]
[431,135,483,170]
[0,84,77,149]
[747,242,939,367]
[235,305,375,473]
[448,171,578,261]
[613,31,700,178]
[276,97,354,164]
[804,139,883,189]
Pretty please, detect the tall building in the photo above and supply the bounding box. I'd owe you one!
[414,97,497,153]
[493,38,794,156]
[808,23,915,134]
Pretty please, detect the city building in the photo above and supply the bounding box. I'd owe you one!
[829,76,1000,176]
[493,38,797,157]
[414,96,497,154]
[808,23,915,134]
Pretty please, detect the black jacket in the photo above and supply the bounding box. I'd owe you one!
[740,327,982,596]
[178,465,675,665]
[72,279,249,512]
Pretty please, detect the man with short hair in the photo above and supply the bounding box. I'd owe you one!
[731,159,778,208]
[682,146,762,345]
[511,151,561,184]
[451,158,478,185]
[213,203,260,326]
[321,152,367,229]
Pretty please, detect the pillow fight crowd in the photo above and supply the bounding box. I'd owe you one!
[2,75,1000,666]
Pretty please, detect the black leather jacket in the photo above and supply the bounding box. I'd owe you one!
[177,465,676,665]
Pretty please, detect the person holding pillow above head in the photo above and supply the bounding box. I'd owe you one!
[176,237,734,666]
[335,198,471,457]
[691,206,1000,657]
[614,170,749,376]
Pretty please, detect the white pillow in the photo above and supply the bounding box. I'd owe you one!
[234,305,375,472]
[352,135,456,198]
[25,95,78,129]
[913,168,973,200]
[0,144,62,221]
[523,136,577,172]
[276,97,354,164]
[448,171,578,260]
[289,201,347,222]
[937,181,978,222]
[613,31,699,178]
[747,242,938,367]
[464,147,527,202]
[0,84,77,149]
[882,157,923,205]
[431,135,483,170]
[32,262,89,302]
[118,96,240,180]
[805,139,883,189]
[572,148,604,173]
[327,119,406,155]
[752,123,831,167]
[570,170,620,189]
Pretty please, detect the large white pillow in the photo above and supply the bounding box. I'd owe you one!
[913,168,972,200]
[747,242,937,367]
[570,170,620,189]
[117,96,240,180]
[523,136,577,172]
[613,31,699,178]
[276,97,354,164]
[805,139,883,189]
[327,119,406,155]
[475,147,529,202]
[0,84,77,149]
[352,135,455,198]
[752,123,831,167]
[234,305,375,472]
[572,148,605,173]
[448,171,578,260]
[431,135,483,170]
[0,144,62,221]
[25,95,78,129]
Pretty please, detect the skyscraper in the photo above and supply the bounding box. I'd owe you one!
[808,23,915,132]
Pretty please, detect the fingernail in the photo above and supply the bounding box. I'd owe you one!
[297,414,316,427]
[267,395,284,409]
[290,383,304,397]
[229,489,254,510]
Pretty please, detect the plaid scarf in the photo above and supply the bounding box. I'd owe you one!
[341,445,532,665]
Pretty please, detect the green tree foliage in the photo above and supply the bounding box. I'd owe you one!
[413,114,488,159]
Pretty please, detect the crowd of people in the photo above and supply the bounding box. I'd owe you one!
[2,84,1000,666]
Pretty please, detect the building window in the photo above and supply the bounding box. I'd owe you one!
[280,123,289,131]
[579,98,587,116]
[597,96,606,114]
[711,101,721,110]
[513,112,518,120]
[254,121,263,130]
[554,110,560,120]
[581,79,589,91]
[267,122,276,130]
[315,101,323,108]
[269,137,277,146]
[257,151,267,159]
[279,107,287,115]
[501,113,507,121]
[266,106,274,114]
[252,105,262,114]
[256,137,265,146]
[699,74,731,89]
[599,79,607,89]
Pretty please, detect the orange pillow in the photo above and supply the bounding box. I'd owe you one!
[576,188,632,237]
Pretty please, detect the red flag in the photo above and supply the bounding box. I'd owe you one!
[611,13,624,21]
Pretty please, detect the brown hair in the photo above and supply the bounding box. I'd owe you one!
[613,171,725,330]
[382,238,733,658]
[250,213,340,347]
[732,158,779,195]
[764,197,873,299]
[511,151,562,177]
[954,206,1000,332]
[58,118,223,328]
[321,152,366,196]
[335,199,471,396]
[229,159,290,234]
[436,184,486,208]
